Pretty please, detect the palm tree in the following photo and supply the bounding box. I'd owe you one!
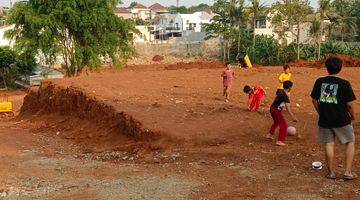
[249,0,266,55]
[331,0,357,41]
[230,0,246,62]
[309,18,321,58]
[317,0,331,60]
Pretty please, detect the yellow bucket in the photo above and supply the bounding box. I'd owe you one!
[0,101,13,113]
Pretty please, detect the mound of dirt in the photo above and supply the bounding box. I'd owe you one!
[288,60,324,68]
[289,54,360,68]
[334,53,360,68]
[20,81,165,151]
[165,61,224,70]
[152,55,164,62]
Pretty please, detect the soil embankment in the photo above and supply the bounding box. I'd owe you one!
[20,81,166,152]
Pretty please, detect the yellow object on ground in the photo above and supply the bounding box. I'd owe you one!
[244,55,253,68]
[0,101,13,113]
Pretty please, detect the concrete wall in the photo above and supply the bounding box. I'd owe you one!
[134,38,221,58]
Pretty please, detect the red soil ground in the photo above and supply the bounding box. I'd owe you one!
[2,61,360,199]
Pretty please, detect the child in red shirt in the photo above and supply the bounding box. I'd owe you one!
[243,85,266,111]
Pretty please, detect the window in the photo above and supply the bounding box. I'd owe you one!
[255,17,266,29]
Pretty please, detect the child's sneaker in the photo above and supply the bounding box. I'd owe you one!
[276,141,287,146]
[266,134,274,140]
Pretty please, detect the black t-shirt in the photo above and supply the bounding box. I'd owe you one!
[311,76,356,128]
[271,90,290,110]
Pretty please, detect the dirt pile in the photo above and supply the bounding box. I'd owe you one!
[152,55,164,62]
[289,54,360,68]
[20,81,164,151]
[165,61,224,70]
[334,53,360,67]
[288,60,324,68]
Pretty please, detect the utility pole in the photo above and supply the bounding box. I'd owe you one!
[10,0,13,9]
[176,0,179,8]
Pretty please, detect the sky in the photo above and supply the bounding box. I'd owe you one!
[0,0,319,8]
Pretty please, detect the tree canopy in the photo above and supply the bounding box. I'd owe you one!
[6,0,135,77]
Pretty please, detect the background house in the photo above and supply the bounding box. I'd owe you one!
[131,2,151,21]
[114,7,132,19]
[179,12,213,32]
[153,14,183,39]
[149,3,168,19]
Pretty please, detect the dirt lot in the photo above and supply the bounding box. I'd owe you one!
[1,61,360,199]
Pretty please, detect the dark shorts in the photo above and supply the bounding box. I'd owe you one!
[317,124,355,144]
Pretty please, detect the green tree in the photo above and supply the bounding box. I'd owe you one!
[331,0,357,41]
[317,0,331,60]
[230,0,247,62]
[249,0,266,59]
[0,47,17,88]
[6,0,135,77]
[129,2,137,9]
[271,0,312,60]
[309,18,321,59]
[188,3,211,13]
[204,0,233,61]
[168,6,189,14]
[133,18,147,25]
[0,47,36,88]
[351,0,360,41]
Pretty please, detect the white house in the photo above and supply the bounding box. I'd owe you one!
[179,12,213,32]
[0,25,14,46]
[254,12,328,44]
[131,2,151,21]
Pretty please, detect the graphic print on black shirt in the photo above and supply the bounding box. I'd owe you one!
[320,83,339,104]
[311,76,356,128]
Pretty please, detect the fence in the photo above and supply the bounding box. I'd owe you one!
[134,38,222,59]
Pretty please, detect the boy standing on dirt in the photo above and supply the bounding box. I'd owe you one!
[277,65,292,95]
[311,57,357,180]
[268,81,297,146]
[222,62,235,102]
[243,85,266,111]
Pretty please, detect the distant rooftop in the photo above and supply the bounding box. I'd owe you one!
[133,2,148,9]
[149,3,167,11]
[115,7,131,14]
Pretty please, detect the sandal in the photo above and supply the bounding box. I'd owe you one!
[343,173,358,180]
[326,174,336,179]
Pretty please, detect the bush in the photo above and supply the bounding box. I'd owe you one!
[0,47,36,88]
[229,35,360,66]
[229,33,301,66]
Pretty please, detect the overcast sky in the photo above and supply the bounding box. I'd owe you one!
[0,0,319,8]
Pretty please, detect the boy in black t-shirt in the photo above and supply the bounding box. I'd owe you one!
[311,56,357,180]
[268,81,297,146]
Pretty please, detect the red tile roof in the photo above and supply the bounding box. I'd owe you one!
[133,2,148,9]
[149,3,167,11]
[115,7,131,14]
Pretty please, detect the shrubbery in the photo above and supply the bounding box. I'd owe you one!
[229,33,360,66]
[0,46,36,88]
